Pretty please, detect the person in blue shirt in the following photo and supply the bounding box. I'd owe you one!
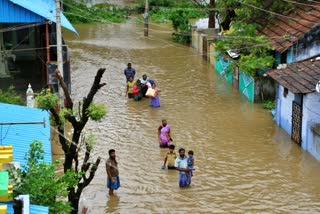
[187,150,195,179]
[174,148,191,187]
[124,63,136,82]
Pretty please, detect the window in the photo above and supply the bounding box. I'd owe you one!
[283,87,288,98]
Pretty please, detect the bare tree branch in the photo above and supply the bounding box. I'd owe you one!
[76,157,101,196]
[81,68,106,129]
[49,107,69,153]
[55,69,73,109]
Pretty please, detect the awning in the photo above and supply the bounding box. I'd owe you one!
[9,0,78,35]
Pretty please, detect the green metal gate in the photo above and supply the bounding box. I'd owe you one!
[239,72,254,102]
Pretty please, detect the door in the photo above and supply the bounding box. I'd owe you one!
[202,36,207,60]
[291,101,302,145]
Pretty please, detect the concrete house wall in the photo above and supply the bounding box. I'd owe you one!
[275,85,295,135]
[302,92,320,160]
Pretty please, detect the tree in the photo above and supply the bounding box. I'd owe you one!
[214,0,296,76]
[36,68,107,214]
[0,86,24,105]
[208,0,215,28]
[9,140,79,213]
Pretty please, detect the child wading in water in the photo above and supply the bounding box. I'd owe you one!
[162,144,177,169]
[126,76,135,98]
[187,150,195,180]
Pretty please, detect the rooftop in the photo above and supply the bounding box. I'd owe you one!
[267,58,320,94]
[258,2,320,53]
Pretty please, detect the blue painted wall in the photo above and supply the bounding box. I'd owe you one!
[0,0,44,23]
[275,85,294,135]
[286,46,293,64]
[292,25,320,62]
[301,92,320,160]
[0,103,52,166]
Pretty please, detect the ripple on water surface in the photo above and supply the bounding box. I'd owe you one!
[63,21,320,213]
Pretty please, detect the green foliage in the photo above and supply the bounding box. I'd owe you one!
[0,86,24,105]
[86,102,107,121]
[63,0,128,24]
[215,22,274,77]
[136,0,175,13]
[262,100,276,110]
[214,0,299,76]
[9,141,80,214]
[145,1,206,43]
[35,89,59,110]
[86,134,96,151]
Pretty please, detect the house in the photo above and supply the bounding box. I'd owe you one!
[0,102,52,213]
[258,1,320,66]
[268,58,320,160]
[0,0,78,93]
[259,2,320,159]
[0,102,52,165]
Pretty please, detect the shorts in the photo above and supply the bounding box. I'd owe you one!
[107,176,120,190]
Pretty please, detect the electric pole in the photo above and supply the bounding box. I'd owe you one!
[144,0,149,36]
[56,0,64,106]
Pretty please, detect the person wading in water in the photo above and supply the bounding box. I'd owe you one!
[106,149,120,195]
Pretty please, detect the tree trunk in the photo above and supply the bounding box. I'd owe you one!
[208,0,215,28]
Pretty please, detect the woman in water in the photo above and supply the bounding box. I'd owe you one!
[149,82,160,108]
[158,119,172,147]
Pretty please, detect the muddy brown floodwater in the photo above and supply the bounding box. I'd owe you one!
[64,20,320,214]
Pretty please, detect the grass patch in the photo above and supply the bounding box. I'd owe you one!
[262,100,276,110]
[63,0,129,24]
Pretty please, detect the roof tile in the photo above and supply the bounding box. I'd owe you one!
[267,58,320,94]
[259,2,320,52]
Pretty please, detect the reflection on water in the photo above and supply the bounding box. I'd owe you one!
[64,20,320,213]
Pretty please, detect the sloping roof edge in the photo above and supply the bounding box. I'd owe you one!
[9,0,78,35]
[267,59,320,94]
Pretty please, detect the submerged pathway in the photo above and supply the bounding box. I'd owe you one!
[64,20,320,213]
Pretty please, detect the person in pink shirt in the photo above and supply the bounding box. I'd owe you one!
[158,119,172,147]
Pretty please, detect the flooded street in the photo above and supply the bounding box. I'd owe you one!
[64,20,320,213]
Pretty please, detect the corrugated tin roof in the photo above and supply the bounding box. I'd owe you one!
[0,0,78,34]
[0,0,44,23]
[267,58,320,94]
[1,202,49,214]
[0,103,52,166]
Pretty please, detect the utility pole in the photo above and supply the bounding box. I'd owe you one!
[56,0,64,106]
[144,0,149,36]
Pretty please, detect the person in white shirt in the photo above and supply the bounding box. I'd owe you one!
[140,74,148,95]
[175,148,191,187]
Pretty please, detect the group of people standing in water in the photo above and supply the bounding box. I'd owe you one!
[159,119,195,187]
[124,63,160,108]
[105,63,195,196]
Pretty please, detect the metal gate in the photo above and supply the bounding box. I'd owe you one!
[291,101,302,145]
[239,72,254,102]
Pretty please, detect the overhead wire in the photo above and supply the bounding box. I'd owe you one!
[236,0,320,25]
[282,0,320,8]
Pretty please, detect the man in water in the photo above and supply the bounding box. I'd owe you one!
[124,63,136,82]
[106,149,120,195]
[175,148,191,187]
[140,74,148,96]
